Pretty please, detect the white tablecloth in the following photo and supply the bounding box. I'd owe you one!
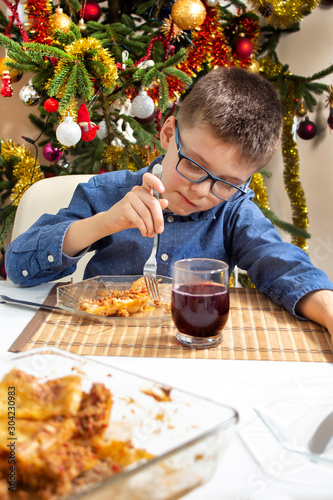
[1,280,332,500]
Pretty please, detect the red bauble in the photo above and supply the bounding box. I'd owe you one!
[328,108,333,130]
[81,0,101,22]
[297,117,317,140]
[44,97,59,113]
[232,37,253,61]
[134,111,156,124]
[0,252,6,280]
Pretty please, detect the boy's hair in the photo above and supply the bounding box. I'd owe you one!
[177,67,283,169]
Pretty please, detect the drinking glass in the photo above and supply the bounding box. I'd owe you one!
[171,258,229,348]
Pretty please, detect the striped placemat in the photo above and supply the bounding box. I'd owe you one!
[8,286,333,361]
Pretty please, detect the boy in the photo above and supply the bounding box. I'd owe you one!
[5,67,333,339]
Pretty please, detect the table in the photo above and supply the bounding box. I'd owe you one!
[1,279,333,500]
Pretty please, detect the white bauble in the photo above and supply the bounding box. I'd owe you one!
[96,120,107,140]
[131,89,155,119]
[56,116,82,147]
[19,79,40,106]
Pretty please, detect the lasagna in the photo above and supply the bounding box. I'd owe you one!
[77,277,159,317]
[0,369,153,499]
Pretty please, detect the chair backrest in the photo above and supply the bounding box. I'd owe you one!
[10,174,95,282]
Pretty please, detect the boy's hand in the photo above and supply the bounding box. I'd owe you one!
[102,172,169,238]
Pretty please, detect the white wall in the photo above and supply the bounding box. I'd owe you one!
[266,4,333,281]
[1,3,333,280]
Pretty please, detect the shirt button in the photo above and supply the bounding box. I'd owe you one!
[161,253,168,261]
[167,215,174,223]
[22,270,28,277]
[47,255,54,263]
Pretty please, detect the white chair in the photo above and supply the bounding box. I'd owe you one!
[10,174,95,282]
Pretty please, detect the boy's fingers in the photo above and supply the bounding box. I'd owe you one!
[142,172,165,195]
[123,192,163,237]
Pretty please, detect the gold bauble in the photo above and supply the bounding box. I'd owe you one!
[248,59,260,74]
[171,0,206,31]
[296,102,307,118]
[51,7,72,33]
[78,18,87,33]
[0,57,22,83]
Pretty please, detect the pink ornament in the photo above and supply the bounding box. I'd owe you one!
[43,142,63,162]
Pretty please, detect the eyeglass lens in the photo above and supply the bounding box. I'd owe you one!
[177,158,242,201]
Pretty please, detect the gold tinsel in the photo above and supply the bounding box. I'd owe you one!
[2,140,44,205]
[251,172,270,209]
[260,56,308,251]
[249,0,320,29]
[325,85,333,108]
[46,38,118,117]
[161,15,185,41]
[102,145,154,171]
[65,38,118,90]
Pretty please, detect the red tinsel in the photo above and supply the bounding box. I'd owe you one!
[25,0,53,44]
[240,16,260,40]
[180,6,230,74]
[3,0,29,42]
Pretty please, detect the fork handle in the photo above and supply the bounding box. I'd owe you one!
[152,163,163,199]
[0,295,62,312]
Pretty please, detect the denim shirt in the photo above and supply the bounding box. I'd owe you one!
[6,156,333,317]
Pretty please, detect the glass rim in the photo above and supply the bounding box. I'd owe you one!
[173,258,229,273]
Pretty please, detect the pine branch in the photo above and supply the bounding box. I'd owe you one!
[59,65,78,113]
[47,65,73,97]
[158,72,170,113]
[0,208,16,248]
[163,67,192,86]
[253,202,311,239]
[77,63,95,98]
[22,42,74,61]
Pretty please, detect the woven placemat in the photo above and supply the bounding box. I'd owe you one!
[8,286,333,361]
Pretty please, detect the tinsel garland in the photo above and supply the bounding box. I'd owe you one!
[102,145,154,171]
[179,6,259,76]
[25,0,53,44]
[180,6,230,75]
[251,172,270,208]
[2,141,44,205]
[260,57,308,251]
[249,0,321,29]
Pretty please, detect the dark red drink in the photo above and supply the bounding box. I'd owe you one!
[171,283,229,338]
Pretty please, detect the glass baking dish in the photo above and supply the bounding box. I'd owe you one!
[0,348,239,499]
[254,377,333,465]
[57,275,172,326]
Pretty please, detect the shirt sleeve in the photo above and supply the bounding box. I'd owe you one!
[225,198,333,318]
[5,180,96,287]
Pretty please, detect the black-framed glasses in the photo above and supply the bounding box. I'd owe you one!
[175,123,251,202]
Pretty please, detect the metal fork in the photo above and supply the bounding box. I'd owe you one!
[143,163,163,301]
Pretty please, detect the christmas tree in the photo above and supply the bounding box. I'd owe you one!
[1,0,333,275]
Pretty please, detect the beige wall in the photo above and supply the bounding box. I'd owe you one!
[1,3,333,280]
[266,4,333,281]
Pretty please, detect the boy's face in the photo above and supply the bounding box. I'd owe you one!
[160,117,254,216]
